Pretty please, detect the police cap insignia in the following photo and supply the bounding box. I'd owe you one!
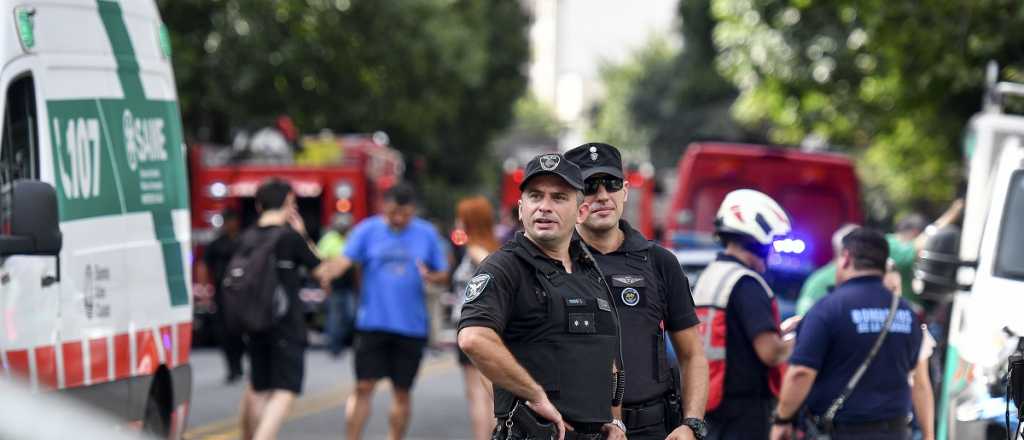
[539,154,560,171]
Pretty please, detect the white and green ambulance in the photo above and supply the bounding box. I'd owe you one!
[917,62,1024,439]
[0,1,192,437]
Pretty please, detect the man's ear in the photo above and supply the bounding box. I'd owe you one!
[577,200,591,225]
[839,249,853,270]
[622,180,630,203]
[517,200,523,223]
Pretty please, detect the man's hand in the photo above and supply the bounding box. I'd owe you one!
[601,421,626,440]
[526,399,572,440]
[287,208,307,237]
[665,424,697,440]
[770,423,794,440]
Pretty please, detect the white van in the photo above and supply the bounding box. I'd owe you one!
[917,63,1024,440]
[0,1,192,438]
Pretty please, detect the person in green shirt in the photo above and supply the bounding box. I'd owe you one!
[796,200,965,316]
[318,213,357,355]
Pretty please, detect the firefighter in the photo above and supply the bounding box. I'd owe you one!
[458,153,627,440]
[692,189,796,440]
[565,142,710,440]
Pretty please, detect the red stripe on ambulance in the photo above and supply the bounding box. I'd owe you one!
[89,337,110,382]
[35,346,58,389]
[62,341,84,388]
[114,334,131,379]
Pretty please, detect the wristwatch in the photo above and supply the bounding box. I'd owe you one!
[609,418,627,434]
[682,417,707,440]
[770,410,796,426]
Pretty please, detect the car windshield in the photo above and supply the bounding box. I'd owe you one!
[995,170,1024,280]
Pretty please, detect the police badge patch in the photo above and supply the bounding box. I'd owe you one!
[465,273,491,303]
[621,287,640,306]
[539,154,560,171]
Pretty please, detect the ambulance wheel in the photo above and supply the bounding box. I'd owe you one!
[142,376,171,438]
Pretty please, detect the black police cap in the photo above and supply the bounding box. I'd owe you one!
[520,153,585,191]
[564,142,625,180]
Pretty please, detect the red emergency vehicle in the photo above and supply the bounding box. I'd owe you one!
[664,143,863,306]
[187,131,403,341]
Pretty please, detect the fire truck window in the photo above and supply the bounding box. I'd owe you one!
[0,75,39,187]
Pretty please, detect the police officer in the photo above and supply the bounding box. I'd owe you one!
[458,153,627,440]
[565,143,710,440]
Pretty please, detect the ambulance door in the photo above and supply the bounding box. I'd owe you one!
[0,68,62,391]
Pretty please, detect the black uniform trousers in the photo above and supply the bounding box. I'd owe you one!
[705,397,773,440]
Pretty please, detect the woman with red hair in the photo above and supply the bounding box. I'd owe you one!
[452,196,499,440]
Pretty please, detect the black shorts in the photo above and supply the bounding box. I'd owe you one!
[353,331,427,390]
[248,333,305,394]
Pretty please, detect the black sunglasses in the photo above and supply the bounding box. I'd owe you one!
[583,176,624,195]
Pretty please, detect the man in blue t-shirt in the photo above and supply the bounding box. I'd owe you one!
[770,227,926,440]
[319,183,449,440]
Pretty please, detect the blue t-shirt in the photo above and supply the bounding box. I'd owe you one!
[717,254,780,402]
[344,216,448,338]
[790,275,923,424]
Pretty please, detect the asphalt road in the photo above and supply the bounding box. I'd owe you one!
[183,346,473,439]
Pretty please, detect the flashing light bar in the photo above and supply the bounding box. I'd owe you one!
[773,238,806,254]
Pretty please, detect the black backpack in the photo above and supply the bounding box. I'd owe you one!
[221,226,288,334]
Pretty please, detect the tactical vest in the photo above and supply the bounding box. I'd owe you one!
[494,241,621,424]
[692,260,783,411]
[592,247,673,404]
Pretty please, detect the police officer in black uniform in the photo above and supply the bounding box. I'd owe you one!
[566,143,710,440]
[458,153,627,440]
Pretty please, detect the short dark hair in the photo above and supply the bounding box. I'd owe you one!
[255,178,293,212]
[384,183,416,206]
[841,227,889,272]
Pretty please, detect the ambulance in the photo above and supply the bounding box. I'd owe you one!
[0,1,191,438]
[917,62,1024,439]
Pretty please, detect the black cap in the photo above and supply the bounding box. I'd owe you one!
[564,142,625,180]
[520,153,585,191]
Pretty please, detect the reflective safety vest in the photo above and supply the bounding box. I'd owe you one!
[692,260,784,411]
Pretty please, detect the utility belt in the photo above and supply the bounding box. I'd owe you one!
[621,390,683,432]
[491,400,608,440]
[803,415,910,439]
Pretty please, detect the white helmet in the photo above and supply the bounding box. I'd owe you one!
[714,189,791,246]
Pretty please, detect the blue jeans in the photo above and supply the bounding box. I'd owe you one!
[325,289,356,354]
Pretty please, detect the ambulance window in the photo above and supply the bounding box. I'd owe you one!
[0,75,38,186]
[994,170,1024,280]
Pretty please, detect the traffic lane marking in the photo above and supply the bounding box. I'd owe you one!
[183,356,457,439]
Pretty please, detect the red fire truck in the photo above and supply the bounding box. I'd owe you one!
[187,130,403,343]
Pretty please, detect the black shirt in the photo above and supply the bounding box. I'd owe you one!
[260,226,321,344]
[586,220,699,404]
[458,232,621,423]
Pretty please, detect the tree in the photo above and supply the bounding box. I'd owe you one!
[158,0,530,218]
[588,0,764,168]
[711,0,1024,217]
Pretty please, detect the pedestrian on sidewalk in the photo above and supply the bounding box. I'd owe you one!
[317,213,358,356]
[317,183,449,440]
[237,178,341,440]
[450,195,500,440]
[203,208,246,383]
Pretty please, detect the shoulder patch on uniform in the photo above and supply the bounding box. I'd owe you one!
[465,273,491,303]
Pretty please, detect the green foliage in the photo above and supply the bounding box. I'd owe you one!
[589,0,764,168]
[711,0,1024,216]
[158,0,530,220]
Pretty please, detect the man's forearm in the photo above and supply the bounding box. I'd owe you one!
[912,361,935,440]
[776,366,817,418]
[670,328,709,418]
[458,327,546,403]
